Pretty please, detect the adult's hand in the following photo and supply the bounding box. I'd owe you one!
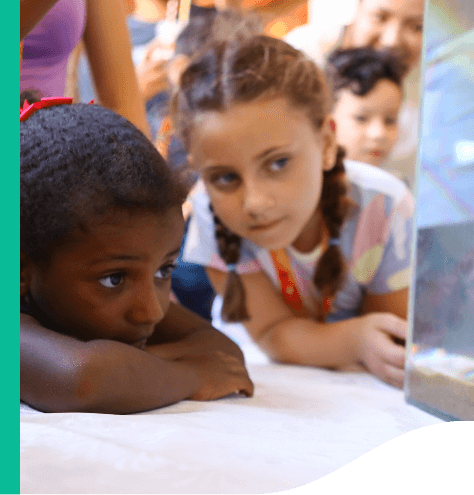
[136,39,171,100]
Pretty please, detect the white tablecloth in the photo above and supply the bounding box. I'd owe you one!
[21,353,441,494]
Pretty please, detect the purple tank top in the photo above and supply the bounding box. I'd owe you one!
[20,0,87,97]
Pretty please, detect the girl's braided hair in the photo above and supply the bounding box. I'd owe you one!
[171,35,354,322]
[21,100,187,264]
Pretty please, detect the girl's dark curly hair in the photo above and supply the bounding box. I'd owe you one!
[21,102,188,264]
[171,35,354,322]
[325,47,404,101]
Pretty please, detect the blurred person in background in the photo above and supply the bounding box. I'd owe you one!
[77,1,223,140]
[285,0,425,188]
[21,0,151,138]
[326,48,406,180]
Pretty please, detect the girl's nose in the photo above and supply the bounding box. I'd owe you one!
[380,21,404,51]
[366,119,388,141]
[242,183,275,217]
[127,284,165,326]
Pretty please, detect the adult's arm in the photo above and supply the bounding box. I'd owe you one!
[83,0,151,138]
[20,0,61,40]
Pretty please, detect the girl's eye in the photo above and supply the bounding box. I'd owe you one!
[211,173,239,187]
[268,157,288,172]
[99,273,124,288]
[411,23,423,33]
[155,264,177,280]
[385,117,397,126]
[354,115,368,123]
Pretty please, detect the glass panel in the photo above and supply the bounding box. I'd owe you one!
[405,0,474,421]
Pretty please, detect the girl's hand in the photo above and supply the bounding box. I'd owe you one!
[175,350,254,401]
[144,302,254,400]
[354,313,407,389]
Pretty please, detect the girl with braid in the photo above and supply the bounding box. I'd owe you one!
[20,96,253,413]
[171,36,413,389]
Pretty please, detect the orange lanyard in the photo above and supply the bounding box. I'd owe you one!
[155,115,172,159]
[270,249,304,312]
[270,248,333,319]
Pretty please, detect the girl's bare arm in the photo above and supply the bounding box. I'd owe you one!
[21,302,253,413]
[83,0,151,138]
[145,302,254,400]
[21,313,202,413]
[361,288,409,320]
[206,267,407,388]
[146,302,245,358]
[206,268,359,366]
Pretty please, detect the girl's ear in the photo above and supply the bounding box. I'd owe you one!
[20,252,33,297]
[321,116,338,172]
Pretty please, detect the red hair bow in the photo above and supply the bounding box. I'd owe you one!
[20,97,94,122]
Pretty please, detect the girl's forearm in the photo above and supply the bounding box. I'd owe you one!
[146,328,245,362]
[20,316,200,414]
[257,316,360,369]
[147,302,246,362]
[75,340,200,413]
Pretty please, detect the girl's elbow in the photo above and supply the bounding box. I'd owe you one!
[36,344,114,413]
[70,342,122,413]
[21,372,95,414]
[20,353,99,414]
[257,326,300,365]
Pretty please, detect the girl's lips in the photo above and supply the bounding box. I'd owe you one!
[248,218,284,231]
[370,149,384,158]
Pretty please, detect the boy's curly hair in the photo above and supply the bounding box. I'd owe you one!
[21,101,188,264]
[325,47,404,102]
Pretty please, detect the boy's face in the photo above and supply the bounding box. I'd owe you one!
[351,0,424,72]
[22,208,184,348]
[332,79,402,167]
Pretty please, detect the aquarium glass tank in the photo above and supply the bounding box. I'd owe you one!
[405,0,474,421]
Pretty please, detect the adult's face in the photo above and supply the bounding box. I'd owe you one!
[351,0,424,72]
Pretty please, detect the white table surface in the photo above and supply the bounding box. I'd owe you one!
[21,349,441,494]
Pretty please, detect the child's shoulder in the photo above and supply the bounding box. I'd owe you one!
[344,160,413,211]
